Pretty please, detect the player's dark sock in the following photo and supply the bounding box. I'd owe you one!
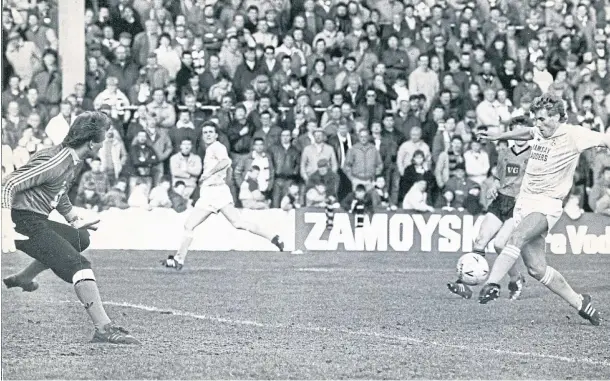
[271,235,284,252]
[73,270,112,330]
[473,248,486,257]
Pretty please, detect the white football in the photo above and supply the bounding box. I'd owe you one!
[456,253,490,286]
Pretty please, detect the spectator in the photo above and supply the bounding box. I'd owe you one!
[5,32,41,90]
[147,88,176,128]
[306,158,340,200]
[300,128,338,183]
[78,157,110,197]
[399,149,437,207]
[3,101,27,148]
[595,185,610,216]
[1,128,15,176]
[129,130,158,196]
[239,165,270,210]
[281,181,302,211]
[12,127,41,169]
[45,101,76,145]
[75,181,103,212]
[169,180,189,213]
[269,129,301,207]
[142,116,173,185]
[344,128,383,191]
[106,44,139,94]
[408,54,439,111]
[442,163,478,209]
[252,110,282,148]
[30,49,62,111]
[435,135,465,190]
[369,176,392,210]
[99,128,128,185]
[397,126,431,176]
[93,76,131,123]
[169,138,203,199]
[2,75,24,114]
[234,138,275,200]
[402,180,435,212]
[464,139,491,185]
[341,184,374,216]
[463,186,484,216]
[100,178,129,210]
[149,177,173,209]
[306,179,329,208]
[128,181,152,209]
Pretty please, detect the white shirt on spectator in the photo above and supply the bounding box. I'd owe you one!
[533,68,554,93]
[45,113,73,145]
[476,100,501,127]
[464,149,490,185]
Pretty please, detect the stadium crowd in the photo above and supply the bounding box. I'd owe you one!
[2,0,610,217]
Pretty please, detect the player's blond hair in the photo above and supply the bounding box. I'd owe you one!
[530,94,567,122]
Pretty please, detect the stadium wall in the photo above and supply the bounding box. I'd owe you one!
[48,208,610,254]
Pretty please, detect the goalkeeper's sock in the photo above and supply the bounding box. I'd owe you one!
[486,245,520,285]
[539,266,583,310]
[174,231,194,264]
[73,270,112,330]
[14,260,48,283]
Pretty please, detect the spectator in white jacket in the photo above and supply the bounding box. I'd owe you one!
[45,101,75,145]
[463,139,490,185]
[169,138,203,198]
[402,180,435,212]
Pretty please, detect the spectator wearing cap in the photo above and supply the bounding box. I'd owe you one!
[106,44,139,94]
[408,55,439,111]
[31,49,62,110]
[300,128,338,182]
[132,19,159,67]
[268,129,302,207]
[45,101,76,145]
[305,158,340,199]
[169,138,203,199]
[344,128,383,191]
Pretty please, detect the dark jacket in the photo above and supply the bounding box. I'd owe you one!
[268,143,301,179]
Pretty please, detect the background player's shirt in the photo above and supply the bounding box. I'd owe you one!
[200,141,230,187]
[496,145,531,198]
[522,124,605,200]
[1,146,80,216]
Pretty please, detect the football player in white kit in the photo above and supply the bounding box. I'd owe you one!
[477,94,609,325]
[162,122,285,270]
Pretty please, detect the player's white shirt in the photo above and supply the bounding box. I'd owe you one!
[521,123,604,201]
[200,141,229,187]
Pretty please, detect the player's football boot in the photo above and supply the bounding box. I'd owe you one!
[92,323,141,344]
[447,280,473,299]
[508,274,526,300]
[478,283,501,304]
[160,256,183,270]
[578,294,602,326]
[272,235,285,252]
[3,275,39,292]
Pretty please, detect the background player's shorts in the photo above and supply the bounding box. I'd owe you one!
[194,184,233,213]
[486,192,516,223]
[513,193,562,233]
[12,209,92,283]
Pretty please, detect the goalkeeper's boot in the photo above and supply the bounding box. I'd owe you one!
[578,294,602,326]
[271,235,285,252]
[447,280,473,299]
[478,283,501,304]
[92,323,141,344]
[508,274,526,300]
[160,256,183,270]
[3,275,39,292]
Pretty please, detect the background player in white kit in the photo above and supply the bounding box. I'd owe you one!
[447,117,532,300]
[477,94,609,325]
[162,122,284,270]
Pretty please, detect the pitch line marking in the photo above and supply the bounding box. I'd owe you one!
[88,300,610,368]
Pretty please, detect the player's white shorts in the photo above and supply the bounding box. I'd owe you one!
[194,184,233,213]
[513,193,562,233]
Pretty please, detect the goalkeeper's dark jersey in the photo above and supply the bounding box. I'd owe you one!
[496,145,531,198]
[1,145,81,216]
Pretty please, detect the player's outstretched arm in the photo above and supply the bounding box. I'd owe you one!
[477,128,534,142]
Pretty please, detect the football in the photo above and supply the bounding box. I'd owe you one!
[456,253,490,286]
